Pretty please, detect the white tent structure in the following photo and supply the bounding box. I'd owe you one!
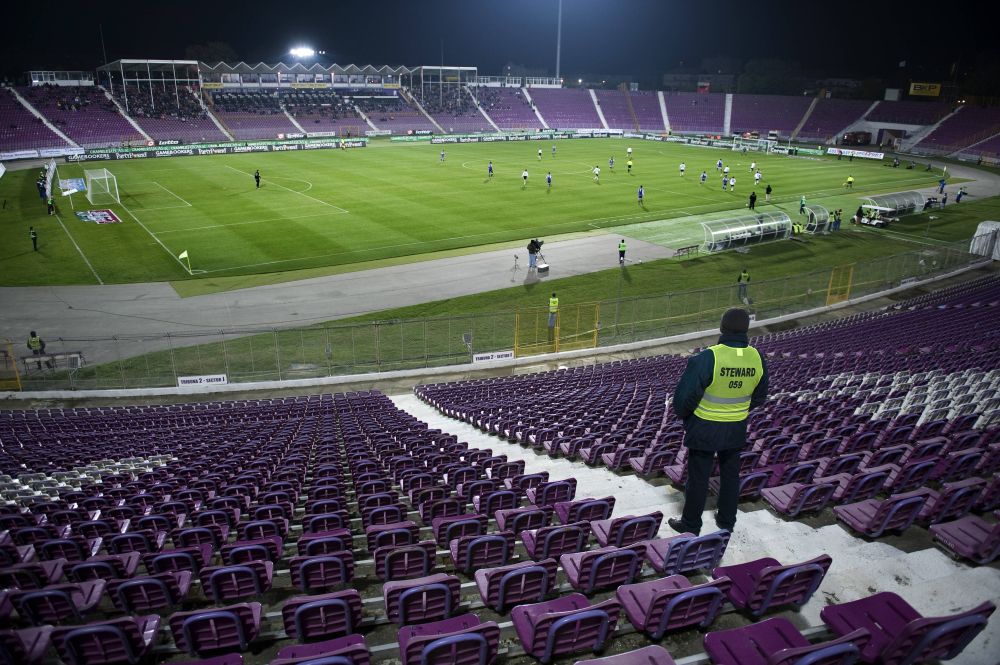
[969,221,1000,260]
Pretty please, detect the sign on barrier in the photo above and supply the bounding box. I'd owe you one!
[177,374,228,387]
[472,350,515,363]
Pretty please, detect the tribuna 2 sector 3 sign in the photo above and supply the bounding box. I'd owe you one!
[909,82,942,97]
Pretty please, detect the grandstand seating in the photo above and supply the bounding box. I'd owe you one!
[280,90,366,136]
[961,132,1000,159]
[209,91,298,140]
[19,86,143,148]
[1,277,998,665]
[354,95,437,134]
[662,92,725,134]
[0,87,70,151]
[915,106,1000,154]
[795,98,873,142]
[865,100,952,125]
[729,94,813,139]
[413,85,493,134]
[528,88,602,129]
[107,84,225,143]
[594,90,665,133]
[476,87,544,130]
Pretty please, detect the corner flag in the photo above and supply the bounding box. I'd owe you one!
[178,250,188,260]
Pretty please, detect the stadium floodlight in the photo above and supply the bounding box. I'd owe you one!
[289,46,316,59]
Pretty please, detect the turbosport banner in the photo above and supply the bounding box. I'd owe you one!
[66,138,366,162]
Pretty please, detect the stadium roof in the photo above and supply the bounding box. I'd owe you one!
[198,61,416,75]
[97,59,200,72]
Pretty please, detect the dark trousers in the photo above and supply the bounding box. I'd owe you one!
[680,447,742,534]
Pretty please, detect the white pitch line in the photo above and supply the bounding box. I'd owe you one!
[153,212,337,235]
[223,165,348,214]
[116,200,192,275]
[52,212,103,285]
[151,181,192,207]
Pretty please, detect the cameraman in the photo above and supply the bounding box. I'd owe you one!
[527,238,543,269]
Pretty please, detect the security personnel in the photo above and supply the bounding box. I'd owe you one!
[29,226,38,251]
[618,239,627,265]
[737,268,750,302]
[548,292,559,329]
[27,331,53,370]
[668,309,768,535]
[47,195,55,216]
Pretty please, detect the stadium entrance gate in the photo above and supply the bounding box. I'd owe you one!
[514,303,600,357]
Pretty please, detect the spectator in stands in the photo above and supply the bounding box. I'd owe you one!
[668,308,768,536]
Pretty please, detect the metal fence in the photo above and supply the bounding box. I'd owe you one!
[15,236,994,392]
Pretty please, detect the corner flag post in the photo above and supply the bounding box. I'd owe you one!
[178,250,191,273]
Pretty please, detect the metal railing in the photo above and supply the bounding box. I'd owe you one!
[15,236,994,392]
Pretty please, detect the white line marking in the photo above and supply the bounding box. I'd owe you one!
[223,165,348,213]
[153,212,336,235]
[151,181,192,207]
[116,200,191,275]
[53,212,103,285]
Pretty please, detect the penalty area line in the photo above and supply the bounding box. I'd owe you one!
[117,200,192,275]
[151,181,193,207]
[53,212,103,285]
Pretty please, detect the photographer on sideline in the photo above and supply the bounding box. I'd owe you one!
[527,238,543,270]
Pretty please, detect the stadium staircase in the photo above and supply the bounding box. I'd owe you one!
[465,86,502,133]
[623,89,640,132]
[790,97,819,142]
[723,93,733,136]
[520,87,550,129]
[901,106,963,151]
[200,92,234,141]
[401,87,445,133]
[657,90,671,133]
[353,104,381,133]
[834,100,881,141]
[282,105,308,135]
[103,87,153,143]
[7,86,78,149]
[588,89,610,129]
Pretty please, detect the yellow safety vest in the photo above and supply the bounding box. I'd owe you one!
[693,344,763,422]
[619,242,626,252]
[28,336,42,351]
[548,297,559,313]
[739,271,750,283]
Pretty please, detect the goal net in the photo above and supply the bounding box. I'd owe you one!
[85,168,120,205]
[731,137,778,153]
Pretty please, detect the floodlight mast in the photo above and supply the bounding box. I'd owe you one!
[290,46,316,59]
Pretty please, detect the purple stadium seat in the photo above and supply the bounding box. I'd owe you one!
[554,497,615,524]
[474,557,558,612]
[169,603,262,656]
[106,571,192,613]
[526,479,578,508]
[704,616,869,665]
[821,592,995,665]
[521,522,591,561]
[398,615,500,665]
[432,514,487,548]
[221,536,283,564]
[8,579,105,625]
[299,528,353,556]
[917,477,985,525]
[0,559,66,589]
[366,521,419,551]
[449,531,515,573]
[51,615,160,664]
[591,512,663,547]
[512,593,620,663]
[640,531,731,576]
[573,645,677,665]
[560,544,645,594]
[833,489,931,538]
[199,560,274,603]
[761,480,838,517]
[374,541,437,581]
[67,553,141,582]
[145,544,213,575]
[289,552,354,591]
[495,506,552,533]
[712,554,832,617]
[0,626,54,665]
[617,575,732,638]
[383,572,461,625]
[271,634,370,665]
[281,589,362,641]
[819,466,892,504]
[472,491,517,517]
[930,515,1000,564]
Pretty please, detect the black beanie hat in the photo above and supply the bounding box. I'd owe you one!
[720,308,750,334]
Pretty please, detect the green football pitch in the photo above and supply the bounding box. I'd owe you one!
[0,139,946,286]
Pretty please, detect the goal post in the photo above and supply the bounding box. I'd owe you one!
[85,168,120,205]
[731,136,778,153]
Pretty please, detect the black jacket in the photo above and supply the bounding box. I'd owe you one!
[672,333,769,451]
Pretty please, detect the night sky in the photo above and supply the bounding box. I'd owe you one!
[5,0,994,85]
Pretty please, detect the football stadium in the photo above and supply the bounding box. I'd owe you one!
[0,2,999,664]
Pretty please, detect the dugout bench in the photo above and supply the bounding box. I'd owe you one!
[21,351,86,373]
